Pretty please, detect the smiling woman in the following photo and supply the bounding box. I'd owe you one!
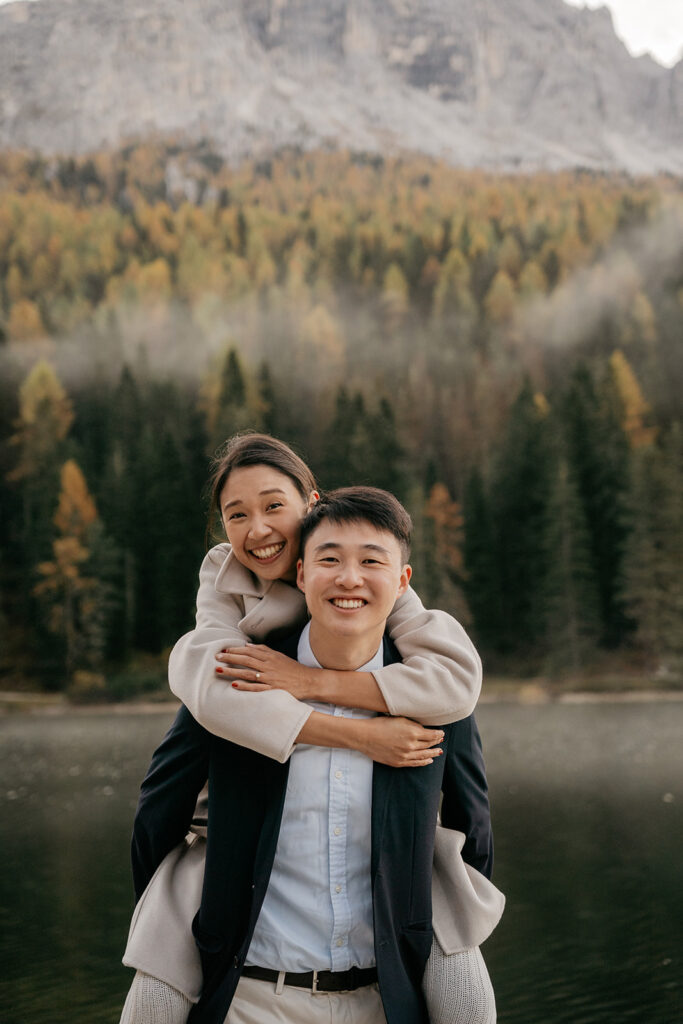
[219,463,316,582]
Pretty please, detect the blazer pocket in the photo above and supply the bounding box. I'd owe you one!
[400,923,434,980]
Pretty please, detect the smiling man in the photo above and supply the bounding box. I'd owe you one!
[129,488,493,1024]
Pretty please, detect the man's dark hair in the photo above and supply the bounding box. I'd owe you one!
[300,486,412,562]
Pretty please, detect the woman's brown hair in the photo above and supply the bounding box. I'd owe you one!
[207,433,317,539]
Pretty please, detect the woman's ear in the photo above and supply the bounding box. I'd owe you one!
[307,490,320,511]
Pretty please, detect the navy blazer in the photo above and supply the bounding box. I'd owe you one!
[131,633,492,1024]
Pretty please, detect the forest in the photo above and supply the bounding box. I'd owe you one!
[0,142,681,697]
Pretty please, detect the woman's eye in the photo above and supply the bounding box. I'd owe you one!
[227,511,245,521]
[266,502,283,511]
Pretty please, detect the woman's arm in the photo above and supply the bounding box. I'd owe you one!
[168,545,313,763]
[220,587,482,725]
[299,712,445,768]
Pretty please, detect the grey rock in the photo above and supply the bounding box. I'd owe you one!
[0,0,681,172]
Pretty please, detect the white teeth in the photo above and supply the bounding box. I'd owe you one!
[331,598,366,609]
[251,543,285,559]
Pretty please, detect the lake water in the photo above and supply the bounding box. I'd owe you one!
[1,702,681,1024]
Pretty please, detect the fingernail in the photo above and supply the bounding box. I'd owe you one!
[232,683,239,688]
[216,667,224,674]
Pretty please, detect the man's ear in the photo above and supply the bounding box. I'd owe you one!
[397,564,412,597]
[296,557,305,593]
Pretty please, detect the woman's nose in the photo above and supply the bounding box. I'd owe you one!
[248,517,270,539]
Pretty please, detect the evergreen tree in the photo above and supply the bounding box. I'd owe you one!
[463,468,503,653]
[489,381,556,656]
[543,458,600,677]
[207,346,255,452]
[256,361,279,435]
[623,426,683,673]
[563,363,632,647]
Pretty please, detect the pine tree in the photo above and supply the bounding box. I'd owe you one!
[563,363,632,647]
[489,381,556,656]
[623,426,683,674]
[463,468,503,653]
[543,458,600,677]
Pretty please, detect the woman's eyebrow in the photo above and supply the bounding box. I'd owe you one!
[223,488,286,510]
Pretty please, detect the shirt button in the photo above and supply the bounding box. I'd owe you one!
[334,826,342,836]
[335,770,343,779]
[335,885,342,893]
[336,938,344,947]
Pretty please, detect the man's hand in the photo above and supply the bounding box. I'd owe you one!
[357,717,444,768]
[215,644,315,699]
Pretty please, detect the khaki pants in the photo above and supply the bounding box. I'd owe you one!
[226,975,387,1024]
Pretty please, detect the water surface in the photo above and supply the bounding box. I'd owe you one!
[1,702,681,1023]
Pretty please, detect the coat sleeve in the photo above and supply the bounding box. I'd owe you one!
[131,705,210,901]
[440,714,494,879]
[168,546,313,763]
[374,587,482,725]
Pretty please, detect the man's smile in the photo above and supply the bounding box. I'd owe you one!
[329,597,368,610]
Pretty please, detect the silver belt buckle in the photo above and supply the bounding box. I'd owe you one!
[311,969,323,995]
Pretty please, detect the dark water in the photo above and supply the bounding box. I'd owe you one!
[1,702,681,1024]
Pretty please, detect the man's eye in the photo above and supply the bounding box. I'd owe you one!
[363,558,381,565]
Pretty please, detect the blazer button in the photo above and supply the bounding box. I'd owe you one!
[233,955,241,968]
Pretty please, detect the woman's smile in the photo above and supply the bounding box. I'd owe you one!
[250,541,286,562]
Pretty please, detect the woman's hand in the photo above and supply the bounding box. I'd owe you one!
[215,644,316,699]
[356,717,444,768]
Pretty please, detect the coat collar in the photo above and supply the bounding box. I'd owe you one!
[213,544,278,600]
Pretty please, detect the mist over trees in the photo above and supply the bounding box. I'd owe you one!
[1,143,682,694]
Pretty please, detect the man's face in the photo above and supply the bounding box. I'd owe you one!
[296,519,411,641]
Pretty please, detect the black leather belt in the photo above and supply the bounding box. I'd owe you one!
[242,964,378,992]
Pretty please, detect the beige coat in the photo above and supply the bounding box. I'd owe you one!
[168,544,483,761]
[124,545,504,998]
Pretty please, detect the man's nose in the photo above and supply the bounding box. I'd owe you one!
[335,563,363,587]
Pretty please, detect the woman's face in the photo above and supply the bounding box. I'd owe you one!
[219,464,313,581]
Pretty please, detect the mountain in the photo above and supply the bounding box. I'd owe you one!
[1,0,681,173]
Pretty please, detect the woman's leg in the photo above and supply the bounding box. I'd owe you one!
[422,944,496,1024]
[119,971,194,1024]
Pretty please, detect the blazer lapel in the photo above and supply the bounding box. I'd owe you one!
[371,762,395,880]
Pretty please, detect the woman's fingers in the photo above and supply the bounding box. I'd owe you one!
[228,681,271,692]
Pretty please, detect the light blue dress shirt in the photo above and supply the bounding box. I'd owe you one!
[245,623,383,972]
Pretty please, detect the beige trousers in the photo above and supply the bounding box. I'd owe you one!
[226,975,387,1024]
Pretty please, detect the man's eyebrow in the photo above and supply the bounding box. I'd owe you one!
[313,541,391,556]
[222,488,287,510]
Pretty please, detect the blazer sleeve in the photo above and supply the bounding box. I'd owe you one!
[131,705,210,901]
[168,546,313,763]
[374,587,482,726]
[440,713,494,879]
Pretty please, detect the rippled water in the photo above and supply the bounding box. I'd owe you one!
[1,702,681,1024]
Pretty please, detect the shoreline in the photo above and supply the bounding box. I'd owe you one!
[2,686,683,715]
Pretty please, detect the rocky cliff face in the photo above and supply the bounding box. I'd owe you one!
[1,0,681,172]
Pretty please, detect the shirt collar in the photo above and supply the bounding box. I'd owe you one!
[297,621,385,673]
